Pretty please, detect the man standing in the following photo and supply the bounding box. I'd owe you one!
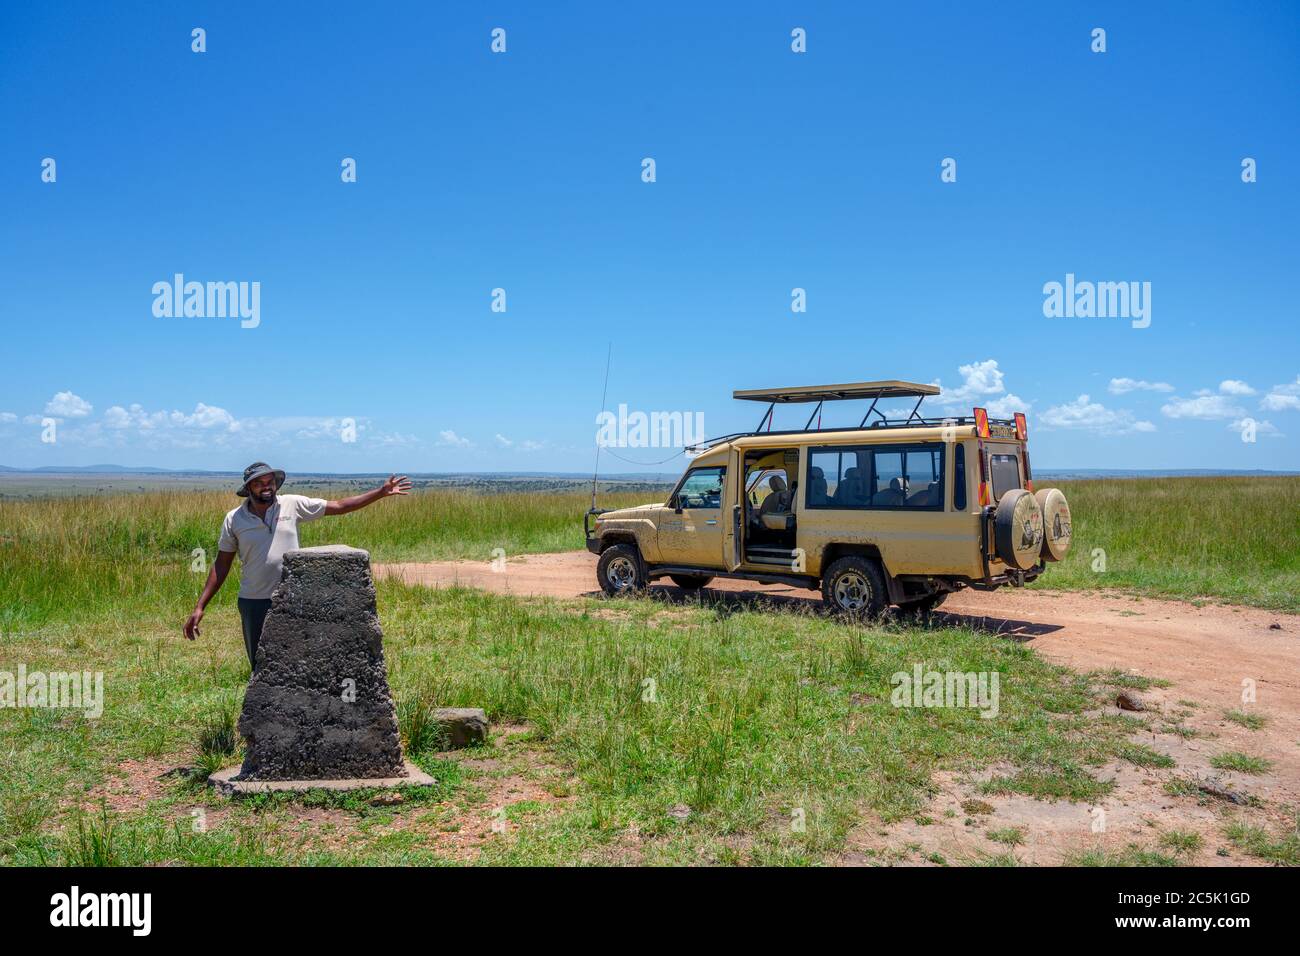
[183,462,413,667]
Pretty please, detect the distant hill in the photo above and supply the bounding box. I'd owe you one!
[0,464,176,474]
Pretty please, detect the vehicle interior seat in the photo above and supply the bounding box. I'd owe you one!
[906,481,938,506]
[759,475,791,517]
[874,477,906,507]
[833,467,866,506]
[807,466,828,505]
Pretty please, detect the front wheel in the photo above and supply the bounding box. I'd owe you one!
[821,556,888,618]
[598,543,646,597]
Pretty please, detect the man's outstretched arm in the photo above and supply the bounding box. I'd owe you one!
[184,549,236,640]
[324,474,413,516]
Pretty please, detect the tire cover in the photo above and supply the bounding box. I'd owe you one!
[1034,488,1072,562]
[994,488,1043,571]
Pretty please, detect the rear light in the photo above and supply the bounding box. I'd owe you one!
[1023,448,1034,492]
[973,407,990,439]
[1014,412,1027,441]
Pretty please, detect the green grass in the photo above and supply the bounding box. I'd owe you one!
[1223,816,1300,865]
[1223,709,1267,731]
[1158,829,1204,856]
[1210,752,1274,775]
[1066,843,1183,867]
[1030,476,1300,611]
[986,826,1026,846]
[1,575,1167,865]
[0,479,1291,866]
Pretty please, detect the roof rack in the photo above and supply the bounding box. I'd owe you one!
[685,380,1014,453]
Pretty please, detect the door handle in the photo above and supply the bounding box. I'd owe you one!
[705,519,718,525]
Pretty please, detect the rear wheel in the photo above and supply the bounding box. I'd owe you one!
[598,544,646,596]
[668,574,714,591]
[821,556,888,618]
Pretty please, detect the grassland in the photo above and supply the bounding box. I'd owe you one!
[1032,476,1300,611]
[0,476,1294,865]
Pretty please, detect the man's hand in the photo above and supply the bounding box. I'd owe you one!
[382,474,413,497]
[183,608,204,641]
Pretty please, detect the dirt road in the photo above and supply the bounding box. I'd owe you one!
[377,551,1299,863]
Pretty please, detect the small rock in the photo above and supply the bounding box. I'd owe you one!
[667,803,692,820]
[1269,623,1282,630]
[432,708,490,749]
[369,791,404,806]
[1197,778,1250,806]
[1116,690,1146,712]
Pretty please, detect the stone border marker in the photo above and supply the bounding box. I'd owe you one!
[210,545,435,795]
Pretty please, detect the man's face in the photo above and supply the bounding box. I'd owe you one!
[247,473,278,503]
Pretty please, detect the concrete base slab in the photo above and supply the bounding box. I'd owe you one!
[209,761,435,796]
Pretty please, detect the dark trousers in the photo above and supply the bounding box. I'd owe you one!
[237,598,273,670]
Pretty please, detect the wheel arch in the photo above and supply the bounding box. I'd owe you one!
[596,532,639,554]
[819,543,905,604]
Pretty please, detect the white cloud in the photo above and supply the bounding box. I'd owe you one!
[1041,394,1155,435]
[1218,379,1256,396]
[102,402,240,432]
[0,412,16,424]
[495,433,544,452]
[936,359,1007,406]
[437,429,472,448]
[44,391,92,418]
[1160,394,1246,420]
[1260,375,1300,412]
[1108,377,1174,395]
[985,393,1031,418]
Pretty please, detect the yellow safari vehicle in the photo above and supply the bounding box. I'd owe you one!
[585,381,1072,616]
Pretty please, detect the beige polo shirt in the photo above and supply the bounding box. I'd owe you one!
[217,494,328,599]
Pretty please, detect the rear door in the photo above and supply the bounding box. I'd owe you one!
[985,442,1025,500]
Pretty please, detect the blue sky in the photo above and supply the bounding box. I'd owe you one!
[1,1,1297,474]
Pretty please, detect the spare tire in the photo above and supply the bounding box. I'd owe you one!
[1034,487,1073,562]
[993,488,1044,571]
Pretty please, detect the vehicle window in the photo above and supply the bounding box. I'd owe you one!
[675,466,725,509]
[990,453,1021,500]
[902,448,943,508]
[872,451,904,505]
[954,444,967,511]
[807,445,944,510]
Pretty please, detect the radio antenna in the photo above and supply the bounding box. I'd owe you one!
[591,342,612,511]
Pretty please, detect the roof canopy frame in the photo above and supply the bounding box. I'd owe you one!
[733,380,940,406]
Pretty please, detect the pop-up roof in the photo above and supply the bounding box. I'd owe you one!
[732,381,941,404]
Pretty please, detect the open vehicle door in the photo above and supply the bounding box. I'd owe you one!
[722,446,743,571]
